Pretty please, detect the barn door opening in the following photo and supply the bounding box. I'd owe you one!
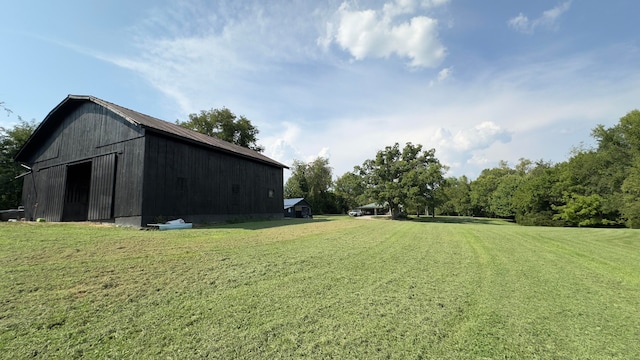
[62,161,92,221]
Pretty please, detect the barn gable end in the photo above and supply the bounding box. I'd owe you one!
[17,99,146,223]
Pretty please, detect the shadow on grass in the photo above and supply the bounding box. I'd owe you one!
[193,215,512,230]
[195,217,332,231]
[406,216,514,226]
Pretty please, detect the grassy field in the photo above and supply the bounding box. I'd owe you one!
[0,216,638,359]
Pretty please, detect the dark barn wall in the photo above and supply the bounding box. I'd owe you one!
[21,102,145,222]
[141,133,284,225]
[21,164,66,221]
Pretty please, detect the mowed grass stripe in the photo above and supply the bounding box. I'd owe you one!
[0,218,638,359]
[453,225,640,358]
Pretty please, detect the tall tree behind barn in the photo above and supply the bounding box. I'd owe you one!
[14,95,287,226]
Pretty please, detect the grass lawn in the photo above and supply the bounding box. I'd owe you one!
[1,216,639,359]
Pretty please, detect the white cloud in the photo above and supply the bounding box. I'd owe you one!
[262,122,333,171]
[541,1,573,25]
[467,153,491,166]
[86,1,334,116]
[429,121,511,172]
[507,13,531,33]
[508,1,572,34]
[326,0,447,67]
[269,138,297,164]
[453,121,511,152]
[429,66,453,86]
[437,66,453,81]
[382,0,419,18]
[311,147,332,163]
[263,122,302,165]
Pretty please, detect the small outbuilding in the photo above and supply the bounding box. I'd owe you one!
[284,198,312,218]
[357,202,388,216]
[14,95,288,227]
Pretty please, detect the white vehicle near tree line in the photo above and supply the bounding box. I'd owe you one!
[348,209,363,217]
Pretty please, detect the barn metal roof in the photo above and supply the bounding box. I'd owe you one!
[284,198,307,210]
[357,202,386,209]
[16,95,288,169]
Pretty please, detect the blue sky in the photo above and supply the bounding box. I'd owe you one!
[2,0,639,179]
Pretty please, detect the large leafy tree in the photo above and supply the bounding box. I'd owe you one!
[618,110,640,227]
[177,107,264,152]
[284,160,309,199]
[439,176,472,216]
[466,159,568,225]
[552,110,640,227]
[621,160,640,228]
[552,193,610,227]
[284,157,335,214]
[403,149,448,217]
[334,171,367,212]
[359,143,408,219]
[469,161,515,217]
[1,118,37,209]
[359,142,446,219]
[421,160,448,217]
[489,173,522,219]
[511,161,565,226]
[557,150,624,226]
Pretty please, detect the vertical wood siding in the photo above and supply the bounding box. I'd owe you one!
[21,174,36,220]
[142,133,283,221]
[113,137,145,219]
[20,102,145,223]
[88,153,117,220]
[43,165,66,222]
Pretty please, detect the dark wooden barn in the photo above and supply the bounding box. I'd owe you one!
[15,95,288,227]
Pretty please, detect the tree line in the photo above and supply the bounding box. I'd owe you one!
[287,110,640,228]
[439,109,640,228]
[0,101,37,209]
[285,143,448,219]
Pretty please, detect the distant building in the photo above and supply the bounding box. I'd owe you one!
[15,95,288,226]
[357,202,388,216]
[284,198,312,218]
